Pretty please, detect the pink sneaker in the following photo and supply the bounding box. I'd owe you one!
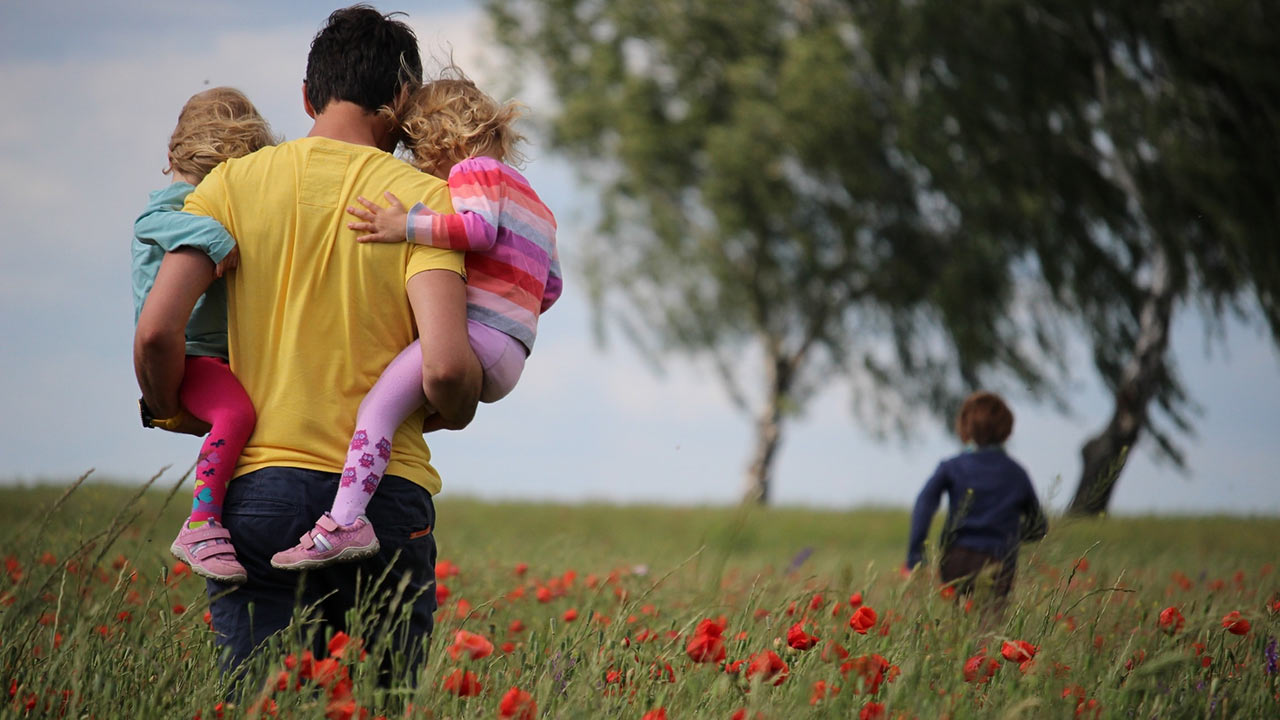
[271,514,380,570]
[170,520,247,583]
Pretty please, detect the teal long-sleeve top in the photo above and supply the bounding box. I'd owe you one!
[131,181,237,359]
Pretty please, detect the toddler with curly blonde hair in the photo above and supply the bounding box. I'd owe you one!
[133,87,275,582]
[271,71,561,570]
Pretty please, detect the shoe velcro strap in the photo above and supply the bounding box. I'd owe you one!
[317,515,342,532]
[192,542,237,561]
[184,525,232,544]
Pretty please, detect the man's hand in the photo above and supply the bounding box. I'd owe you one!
[214,245,240,278]
[135,248,214,418]
[148,406,212,436]
[406,269,481,430]
[346,192,411,243]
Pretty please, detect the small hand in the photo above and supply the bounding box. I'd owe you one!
[346,191,410,243]
[214,245,240,278]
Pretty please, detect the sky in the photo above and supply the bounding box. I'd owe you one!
[2,1,1278,516]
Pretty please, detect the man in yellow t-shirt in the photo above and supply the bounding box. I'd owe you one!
[134,7,481,673]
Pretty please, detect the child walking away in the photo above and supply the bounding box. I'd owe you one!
[270,72,561,570]
[905,391,1047,605]
[133,87,275,582]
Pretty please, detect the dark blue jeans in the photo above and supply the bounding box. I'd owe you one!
[206,467,438,677]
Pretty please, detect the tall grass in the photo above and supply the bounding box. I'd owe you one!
[0,475,1275,718]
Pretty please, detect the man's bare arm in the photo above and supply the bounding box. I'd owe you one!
[134,248,214,419]
[406,269,481,429]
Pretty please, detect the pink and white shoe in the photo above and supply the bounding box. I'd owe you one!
[271,513,380,570]
[170,520,247,583]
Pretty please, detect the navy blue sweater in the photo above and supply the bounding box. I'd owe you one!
[906,447,1046,569]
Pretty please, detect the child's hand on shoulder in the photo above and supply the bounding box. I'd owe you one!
[347,192,412,243]
[215,245,240,278]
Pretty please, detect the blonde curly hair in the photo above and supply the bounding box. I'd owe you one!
[166,87,277,182]
[394,70,526,178]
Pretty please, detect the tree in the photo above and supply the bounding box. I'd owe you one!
[484,0,1063,503]
[879,1,1280,514]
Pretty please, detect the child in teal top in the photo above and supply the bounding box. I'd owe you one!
[131,87,276,583]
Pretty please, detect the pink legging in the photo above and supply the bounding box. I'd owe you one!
[329,322,525,525]
[180,356,255,523]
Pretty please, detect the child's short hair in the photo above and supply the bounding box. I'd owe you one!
[395,68,525,178]
[955,391,1014,446]
[167,87,276,183]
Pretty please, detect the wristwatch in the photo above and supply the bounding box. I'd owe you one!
[139,397,157,428]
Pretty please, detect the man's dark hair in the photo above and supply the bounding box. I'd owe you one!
[305,4,422,114]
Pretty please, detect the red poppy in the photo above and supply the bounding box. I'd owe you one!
[1221,611,1250,635]
[686,618,728,663]
[436,582,451,604]
[1158,607,1184,635]
[859,701,885,720]
[562,608,579,622]
[963,654,1001,684]
[498,687,537,720]
[840,654,890,695]
[447,630,494,661]
[809,594,824,611]
[535,586,552,603]
[510,619,526,633]
[442,669,482,697]
[641,709,668,720]
[745,650,789,686]
[809,680,839,705]
[1001,640,1037,664]
[849,606,877,634]
[514,562,529,576]
[848,592,863,608]
[786,622,819,651]
[436,559,459,578]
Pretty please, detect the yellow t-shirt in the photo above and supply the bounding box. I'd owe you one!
[184,137,463,494]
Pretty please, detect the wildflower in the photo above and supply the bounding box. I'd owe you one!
[859,701,886,720]
[171,561,191,580]
[745,650,789,686]
[840,654,891,694]
[1264,637,1277,675]
[752,608,770,621]
[849,606,877,634]
[328,632,366,661]
[38,552,57,566]
[535,586,552,603]
[436,559,459,578]
[809,594,824,611]
[442,669,483,697]
[1001,640,1037,664]
[447,630,494,661]
[514,562,529,576]
[650,662,676,683]
[821,641,850,662]
[501,641,516,653]
[1221,611,1250,635]
[172,604,186,615]
[810,680,839,705]
[436,582,451,604]
[562,608,579,622]
[687,618,728,663]
[641,709,668,720]
[849,592,863,608]
[963,654,1000,684]
[786,622,819,651]
[509,619,526,633]
[498,687,536,720]
[939,585,956,600]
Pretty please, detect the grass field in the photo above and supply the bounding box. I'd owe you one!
[0,474,1277,719]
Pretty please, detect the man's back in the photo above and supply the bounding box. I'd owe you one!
[184,137,462,492]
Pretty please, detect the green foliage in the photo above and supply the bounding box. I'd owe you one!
[1,480,1278,718]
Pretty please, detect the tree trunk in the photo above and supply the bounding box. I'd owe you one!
[741,353,791,505]
[1069,247,1175,516]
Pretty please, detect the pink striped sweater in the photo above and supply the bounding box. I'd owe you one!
[406,156,561,352]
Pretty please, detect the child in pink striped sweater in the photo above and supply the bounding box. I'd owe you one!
[272,74,561,569]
